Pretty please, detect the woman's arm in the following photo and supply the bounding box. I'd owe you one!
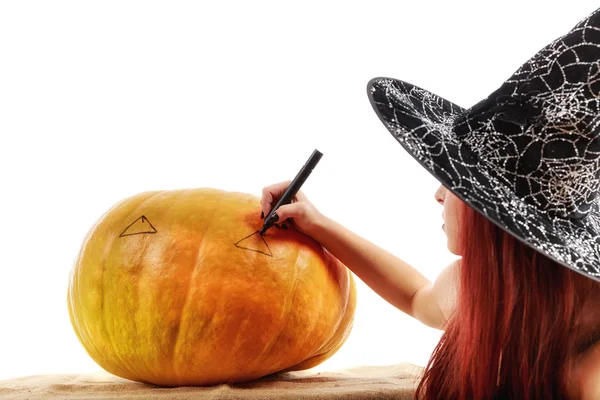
[312,215,456,329]
[411,259,459,330]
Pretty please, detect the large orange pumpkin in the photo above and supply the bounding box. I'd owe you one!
[67,188,356,386]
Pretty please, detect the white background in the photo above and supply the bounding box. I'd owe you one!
[1,1,599,381]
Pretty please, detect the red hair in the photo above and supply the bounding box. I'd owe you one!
[414,197,600,399]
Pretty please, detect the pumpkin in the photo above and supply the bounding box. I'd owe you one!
[67,188,356,386]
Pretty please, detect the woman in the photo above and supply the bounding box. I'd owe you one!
[260,7,600,400]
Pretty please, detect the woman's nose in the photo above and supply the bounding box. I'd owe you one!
[435,185,445,205]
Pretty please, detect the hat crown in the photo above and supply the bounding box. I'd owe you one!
[453,10,600,220]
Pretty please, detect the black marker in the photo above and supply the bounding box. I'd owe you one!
[260,149,323,236]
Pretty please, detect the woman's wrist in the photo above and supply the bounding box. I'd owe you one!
[309,213,334,244]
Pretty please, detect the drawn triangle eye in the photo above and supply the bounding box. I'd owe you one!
[120,215,157,237]
[234,231,272,257]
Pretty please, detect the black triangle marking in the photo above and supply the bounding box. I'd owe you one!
[119,215,158,237]
[234,230,273,257]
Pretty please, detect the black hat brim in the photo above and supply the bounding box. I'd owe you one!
[367,77,600,282]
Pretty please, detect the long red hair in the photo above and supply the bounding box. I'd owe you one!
[414,196,600,399]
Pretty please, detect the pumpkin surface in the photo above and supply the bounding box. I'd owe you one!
[67,188,356,386]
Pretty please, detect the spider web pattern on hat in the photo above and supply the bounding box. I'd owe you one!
[367,7,600,282]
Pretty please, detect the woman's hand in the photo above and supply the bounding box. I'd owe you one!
[260,180,325,236]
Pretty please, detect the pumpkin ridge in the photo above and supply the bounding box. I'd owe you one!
[102,191,165,380]
[284,272,357,371]
[101,220,133,379]
[250,244,301,374]
[130,192,175,383]
[229,236,261,353]
[172,190,223,381]
[131,233,152,382]
[284,248,325,361]
[305,256,350,358]
[141,190,189,383]
[69,261,100,363]
[71,207,109,361]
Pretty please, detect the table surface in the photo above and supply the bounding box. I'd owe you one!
[0,363,425,400]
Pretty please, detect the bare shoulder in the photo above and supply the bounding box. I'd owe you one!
[411,258,460,330]
[431,258,460,326]
[568,341,600,400]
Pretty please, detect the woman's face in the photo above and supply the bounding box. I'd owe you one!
[435,184,462,255]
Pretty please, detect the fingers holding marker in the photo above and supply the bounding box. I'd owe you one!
[261,181,290,216]
[273,203,305,222]
[260,149,323,236]
[259,172,319,236]
[261,180,308,217]
[264,202,315,233]
[263,207,282,229]
[258,185,314,231]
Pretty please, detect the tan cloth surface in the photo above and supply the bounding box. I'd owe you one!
[0,364,424,400]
